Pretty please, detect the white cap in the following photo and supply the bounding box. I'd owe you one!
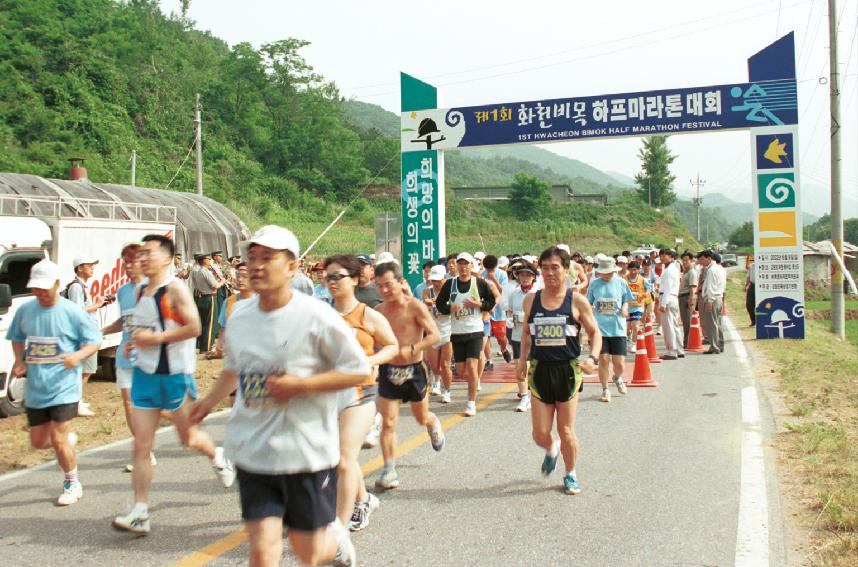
[73,256,99,269]
[428,265,447,281]
[654,258,662,264]
[456,252,475,264]
[497,256,510,268]
[471,260,481,273]
[584,255,594,263]
[523,254,537,263]
[595,256,620,275]
[377,251,398,265]
[248,225,300,257]
[27,259,62,289]
[474,251,486,260]
[617,255,629,264]
[557,244,571,254]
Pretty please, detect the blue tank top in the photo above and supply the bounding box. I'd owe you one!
[527,289,581,361]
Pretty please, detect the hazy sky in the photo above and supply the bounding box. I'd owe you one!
[162,0,856,215]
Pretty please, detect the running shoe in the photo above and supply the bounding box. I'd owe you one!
[563,472,582,495]
[213,447,236,488]
[331,519,356,566]
[125,452,157,473]
[440,390,451,404]
[485,361,494,371]
[463,401,476,417]
[349,493,380,532]
[112,508,151,534]
[57,480,82,506]
[362,413,382,449]
[515,394,531,413]
[427,417,445,452]
[613,377,628,395]
[78,403,95,417]
[541,439,560,477]
[502,349,512,363]
[430,381,441,396]
[375,468,400,490]
[600,388,611,403]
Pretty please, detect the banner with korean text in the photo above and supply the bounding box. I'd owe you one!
[401,150,444,287]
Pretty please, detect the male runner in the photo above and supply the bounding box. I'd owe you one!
[6,259,101,506]
[434,252,496,417]
[587,255,634,402]
[113,234,234,535]
[516,247,600,495]
[423,265,453,403]
[191,225,369,566]
[623,261,648,351]
[373,262,445,489]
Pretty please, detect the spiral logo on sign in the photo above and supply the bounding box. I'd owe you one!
[765,176,795,205]
[445,110,464,127]
[792,303,804,319]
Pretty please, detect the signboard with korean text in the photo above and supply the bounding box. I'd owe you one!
[401,32,804,337]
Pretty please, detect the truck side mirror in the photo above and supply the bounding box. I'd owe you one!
[0,284,11,314]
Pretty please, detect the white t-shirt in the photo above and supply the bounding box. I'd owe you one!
[222,292,371,474]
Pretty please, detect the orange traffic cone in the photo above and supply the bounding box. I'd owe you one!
[686,310,705,353]
[644,315,662,363]
[630,328,658,387]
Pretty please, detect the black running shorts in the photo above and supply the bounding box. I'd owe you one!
[26,402,79,427]
[236,467,337,531]
[451,332,484,362]
[600,336,627,356]
[378,362,428,403]
[528,359,584,405]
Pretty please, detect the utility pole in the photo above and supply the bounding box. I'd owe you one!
[194,93,203,196]
[130,149,136,187]
[690,173,706,242]
[828,0,844,339]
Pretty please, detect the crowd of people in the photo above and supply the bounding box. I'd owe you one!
[5,225,731,567]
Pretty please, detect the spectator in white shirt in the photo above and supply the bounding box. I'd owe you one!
[697,250,726,353]
[657,249,684,359]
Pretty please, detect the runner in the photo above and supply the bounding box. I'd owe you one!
[482,255,512,364]
[434,253,497,417]
[423,265,453,404]
[112,234,234,535]
[506,260,539,412]
[323,255,398,533]
[5,259,102,506]
[190,226,369,566]
[99,243,156,472]
[623,260,648,352]
[516,246,600,495]
[373,261,446,489]
[354,254,382,308]
[587,255,635,402]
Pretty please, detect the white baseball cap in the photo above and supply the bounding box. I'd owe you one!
[497,256,510,268]
[523,254,537,263]
[557,244,571,254]
[377,251,398,265]
[428,265,447,281]
[617,255,629,264]
[474,251,486,260]
[456,252,475,264]
[27,259,62,289]
[247,225,300,257]
[72,256,99,269]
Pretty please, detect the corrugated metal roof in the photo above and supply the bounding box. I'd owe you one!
[0,173,250,259]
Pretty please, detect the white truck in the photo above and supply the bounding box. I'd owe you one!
[0,194,176,416]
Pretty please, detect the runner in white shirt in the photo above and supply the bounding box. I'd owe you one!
[506,261,539,412]
[191,226,370,567]
[423,265,453,403]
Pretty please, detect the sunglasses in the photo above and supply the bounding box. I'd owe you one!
[325,273,351,282]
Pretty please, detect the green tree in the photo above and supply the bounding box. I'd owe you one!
[845,218,858,244]
[728,221,754,248]
[509,172,551,220]
[634,136,677,207]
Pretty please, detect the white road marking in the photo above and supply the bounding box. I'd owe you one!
[726,316,770,567]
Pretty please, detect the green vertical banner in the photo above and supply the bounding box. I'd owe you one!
[401,73,445,289]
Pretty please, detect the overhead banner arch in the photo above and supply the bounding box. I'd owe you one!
[401,32,804,339]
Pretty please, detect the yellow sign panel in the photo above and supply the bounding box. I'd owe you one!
[758,211,797,247]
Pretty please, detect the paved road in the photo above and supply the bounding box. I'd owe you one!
[0,319,787,566]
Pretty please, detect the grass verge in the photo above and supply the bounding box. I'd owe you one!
[727,271,858,566]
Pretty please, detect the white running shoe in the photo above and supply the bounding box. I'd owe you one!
[600,388,611,403]
[112,508,150,534]
[77,403,95,417]
[330,519,356,567]
[464,401,476,417]
[57,480,82,506]
[515,394,531,413]
[440,390,451,404]
[349,492,380,532]
[613,377,628,395]
[362,412,382,449]
[125,452,157,473]
[427,417,445,452]
[430,381,442,396]
[375,468,400,490]
[213,447,236,488]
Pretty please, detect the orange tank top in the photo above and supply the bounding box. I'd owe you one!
[342,303,377,387]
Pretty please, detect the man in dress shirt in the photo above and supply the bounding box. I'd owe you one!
[657,249,684,360]
[697,250,726,354]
